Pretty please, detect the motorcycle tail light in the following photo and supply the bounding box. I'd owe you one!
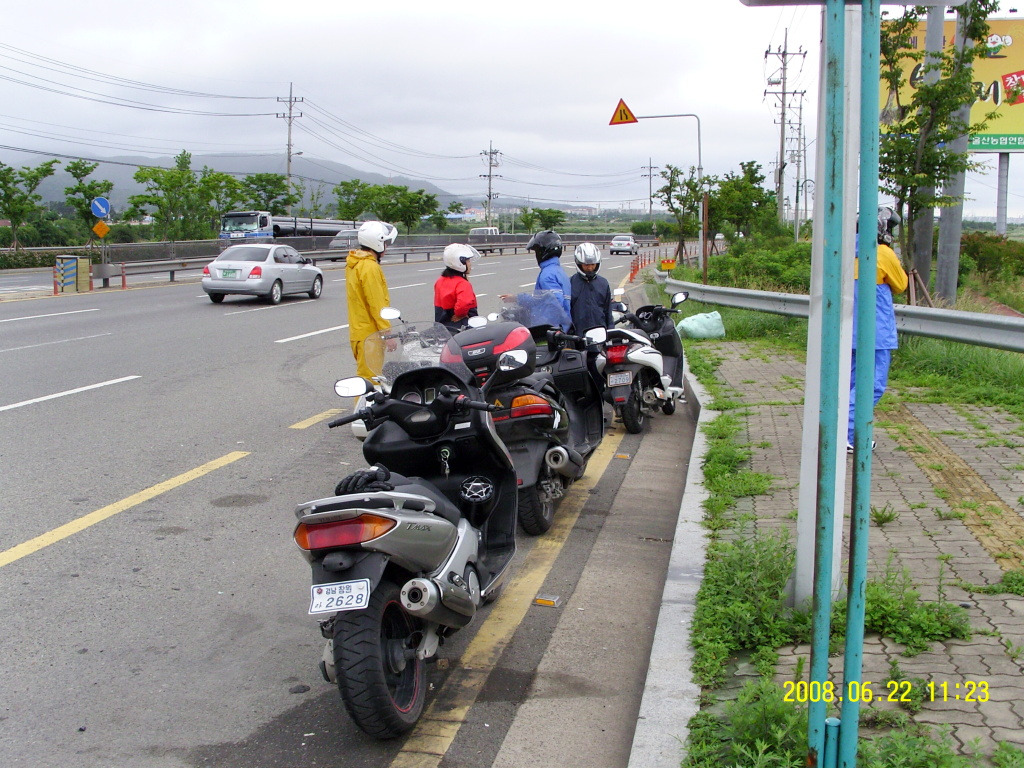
[294,513,396,551]
[248,265,262,279]
[510,394,553,418]
[606,344,630,365]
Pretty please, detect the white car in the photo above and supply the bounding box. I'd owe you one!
[609,235,639,255]
[202,243,323,304]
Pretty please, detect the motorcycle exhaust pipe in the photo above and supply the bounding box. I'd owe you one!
[545,446,585,478]
[642,388,661,405]
[401,577,474,628]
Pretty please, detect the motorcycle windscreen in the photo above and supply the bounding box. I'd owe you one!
[362,321,474,386]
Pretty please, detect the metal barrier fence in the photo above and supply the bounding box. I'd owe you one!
[656,273,1024,355]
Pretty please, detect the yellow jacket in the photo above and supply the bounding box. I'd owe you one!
[346,248,391,378]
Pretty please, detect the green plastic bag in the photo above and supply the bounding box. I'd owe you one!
[676,311,726,339]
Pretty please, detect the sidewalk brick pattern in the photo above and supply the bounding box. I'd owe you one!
[704,341,1024,757]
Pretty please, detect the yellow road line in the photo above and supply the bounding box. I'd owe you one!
[0,451,249,569]
[289,409,345,429]
[390,428,625,768]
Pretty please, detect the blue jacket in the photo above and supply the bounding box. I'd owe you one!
[535,258,571,314]
[570,273,613,332]
[852,243,908,350]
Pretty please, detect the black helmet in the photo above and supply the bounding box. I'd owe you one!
[526,230,563,265]
[877,206,900,246]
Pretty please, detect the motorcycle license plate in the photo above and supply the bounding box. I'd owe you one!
[608,371,632,387]
[308,579,370,614]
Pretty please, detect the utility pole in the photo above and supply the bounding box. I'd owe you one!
[642,158,660,235]
[765,29,806,224]
[277,82,304,212]
[789,96,805,241]
[480,141,501,228]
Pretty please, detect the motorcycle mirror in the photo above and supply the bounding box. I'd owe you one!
[611,302,627,313]
[671,291,689,306]
[613,288,625,297]
[467,316,488,328]
[497,349,529,372]
[584,326,608,345]
[335,377,374,398]
[379,306,401,321]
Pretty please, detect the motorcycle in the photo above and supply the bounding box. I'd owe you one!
[292,319,525,738]
[600,290,689,434]
[447,291,607,535]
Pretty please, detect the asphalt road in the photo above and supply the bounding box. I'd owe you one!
[0,248,676,768]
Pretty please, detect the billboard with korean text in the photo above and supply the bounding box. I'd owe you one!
[883,19,1024,152]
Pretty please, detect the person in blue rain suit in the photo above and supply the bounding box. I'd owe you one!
[500,230,572,331]
[848,206,909,453]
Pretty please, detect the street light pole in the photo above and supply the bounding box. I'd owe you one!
[635,112,704,270]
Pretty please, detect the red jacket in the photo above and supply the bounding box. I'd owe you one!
[433,273,478,328]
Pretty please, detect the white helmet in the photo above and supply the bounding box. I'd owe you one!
[574,242,602,280]
[442,243,481,273]
[357,220,397,253]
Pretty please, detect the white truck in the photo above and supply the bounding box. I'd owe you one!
[467,226,501,253]
[219,211,357,241]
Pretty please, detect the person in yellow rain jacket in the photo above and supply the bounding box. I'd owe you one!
[848,206,909,452]
[346,220,397,379]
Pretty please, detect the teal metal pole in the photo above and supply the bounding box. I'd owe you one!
[808,1,845,763]
[824,717,842,766]
[839,1,881,765]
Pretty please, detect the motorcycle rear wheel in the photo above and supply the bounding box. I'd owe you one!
[333,579,426,739]
[622,385,646,434]
[518,466,558,535]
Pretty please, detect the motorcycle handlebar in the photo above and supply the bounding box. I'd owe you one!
[328,409,370,428]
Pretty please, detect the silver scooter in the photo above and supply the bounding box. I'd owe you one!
[292,320,526,739]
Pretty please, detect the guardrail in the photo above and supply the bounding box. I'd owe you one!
[654,274,1024,354]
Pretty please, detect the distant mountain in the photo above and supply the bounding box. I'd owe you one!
[0,151,465,215]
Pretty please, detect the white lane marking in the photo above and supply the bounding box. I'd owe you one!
[390,282,426,290]
[518,283,533,288]
[472,272,495,277]
[331,278,346,282]
[275,324,349,343]
[417,266,438,272]
[1,333,112,354]
[0,308,100,324]
[0,376,140,413]
[476,293,489,298]
[519,266,535,271]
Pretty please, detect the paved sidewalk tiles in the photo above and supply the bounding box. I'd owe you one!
[701,341,1024,758]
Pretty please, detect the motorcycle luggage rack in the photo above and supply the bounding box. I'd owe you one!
[295,491,437,521]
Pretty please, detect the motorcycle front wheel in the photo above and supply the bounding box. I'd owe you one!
[621,383,646,434]
[518,465,559,535]
[333,579,426,739]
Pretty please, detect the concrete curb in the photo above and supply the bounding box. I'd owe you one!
[627,363,716,768]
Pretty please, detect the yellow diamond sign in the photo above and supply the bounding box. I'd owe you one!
[92,220,111,239]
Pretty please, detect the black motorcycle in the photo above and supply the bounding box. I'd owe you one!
[445,294,606,534]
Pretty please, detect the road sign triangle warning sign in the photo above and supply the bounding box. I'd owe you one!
[609,99,638,126]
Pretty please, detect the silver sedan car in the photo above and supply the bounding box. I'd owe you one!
[202,243,323,304]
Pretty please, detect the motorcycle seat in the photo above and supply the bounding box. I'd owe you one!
[392,480,463,526]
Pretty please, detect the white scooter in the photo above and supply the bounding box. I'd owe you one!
[597,290,688,434]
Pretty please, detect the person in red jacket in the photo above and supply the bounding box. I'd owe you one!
[434,243,481,331]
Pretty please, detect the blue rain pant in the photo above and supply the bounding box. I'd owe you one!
[847,348,892,445]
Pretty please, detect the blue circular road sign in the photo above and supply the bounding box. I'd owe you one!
[91,197,111,218]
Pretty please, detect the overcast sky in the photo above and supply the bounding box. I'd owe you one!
[2,1,1022,217]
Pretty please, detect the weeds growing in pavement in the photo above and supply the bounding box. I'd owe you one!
[830,563,971,656]
[870,503,901,527]
[959,570,1024,596]
[690,531,802,688]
